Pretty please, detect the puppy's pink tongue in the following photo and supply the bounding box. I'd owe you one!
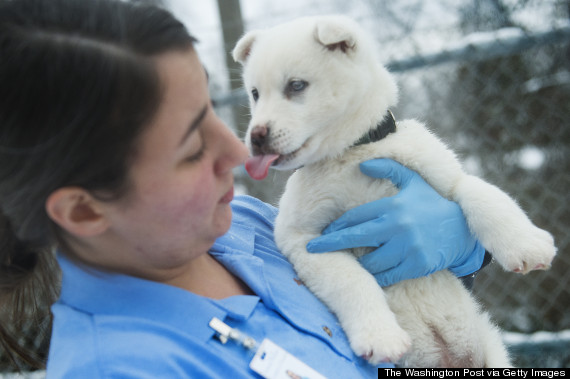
[245,154,280,180]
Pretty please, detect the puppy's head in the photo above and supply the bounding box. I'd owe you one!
[233,16,398,180]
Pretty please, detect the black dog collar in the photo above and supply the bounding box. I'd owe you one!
[352,110,397,147]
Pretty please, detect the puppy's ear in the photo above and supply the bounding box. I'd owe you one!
[232,31,259,64]
[314,17,357,53]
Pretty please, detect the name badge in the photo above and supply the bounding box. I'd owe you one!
[250,338,327,379]
[209,317,327,379]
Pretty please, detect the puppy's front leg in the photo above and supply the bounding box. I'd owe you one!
[368,120,556,274]
[453,174,556,274]
[279,234,411,364]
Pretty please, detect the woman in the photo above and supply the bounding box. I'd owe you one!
[0,0,485,377]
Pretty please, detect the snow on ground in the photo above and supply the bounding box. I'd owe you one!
[0,372,45,379]
[504,329,570,346]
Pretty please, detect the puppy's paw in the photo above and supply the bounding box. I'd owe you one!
[349,322,411,365]
[494,226,556,274]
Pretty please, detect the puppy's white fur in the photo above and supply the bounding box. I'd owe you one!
[233,16,556,367]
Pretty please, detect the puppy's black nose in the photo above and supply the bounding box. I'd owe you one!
[250,125,268,148]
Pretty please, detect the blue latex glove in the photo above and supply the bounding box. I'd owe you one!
[306,158,486,287]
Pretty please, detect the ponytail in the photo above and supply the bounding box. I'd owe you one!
[0,209,59,370]
[1,211,38,292]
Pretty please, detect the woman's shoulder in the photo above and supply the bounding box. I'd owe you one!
[48,306,254,378]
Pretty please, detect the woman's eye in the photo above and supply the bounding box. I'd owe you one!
[251,88,259,102]
[184,129,206,163]
[185,143,206,163]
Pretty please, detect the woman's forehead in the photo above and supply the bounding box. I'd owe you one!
[132,50,209,161]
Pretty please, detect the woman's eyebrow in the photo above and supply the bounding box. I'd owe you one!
[179,104,208,147]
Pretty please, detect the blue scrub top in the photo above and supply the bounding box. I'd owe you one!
[47,195,390,378]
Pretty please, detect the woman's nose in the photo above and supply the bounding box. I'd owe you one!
[214,122,249,175]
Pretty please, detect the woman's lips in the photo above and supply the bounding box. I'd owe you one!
[220,186,234,204]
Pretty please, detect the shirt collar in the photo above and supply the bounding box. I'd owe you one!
[211,218,255,256]
[211,222,355,360]
[210,221,275,306]
[56,249,258,343]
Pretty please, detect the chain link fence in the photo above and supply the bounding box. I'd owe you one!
[1,0,569,374]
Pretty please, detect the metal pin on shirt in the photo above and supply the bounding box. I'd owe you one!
[209,317,257,350]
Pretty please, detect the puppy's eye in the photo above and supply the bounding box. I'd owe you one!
[285,80,309,99]
[288,80,308,93]
[251,88,259,102]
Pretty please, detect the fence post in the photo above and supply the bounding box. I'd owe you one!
[216,0,249,135]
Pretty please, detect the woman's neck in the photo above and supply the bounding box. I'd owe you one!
[68,235,254,299]
[165,253,255,299]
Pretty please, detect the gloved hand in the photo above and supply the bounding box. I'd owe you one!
[306,158,486,287]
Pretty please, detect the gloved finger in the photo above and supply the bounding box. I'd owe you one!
[358,240,404,275]
[372,269,399,288]
[360,159,418,189]
[306,218,395,253]
[323,197,395,234]
[371,245,449,287]
[372,258,430,287]
[448,241,486,277]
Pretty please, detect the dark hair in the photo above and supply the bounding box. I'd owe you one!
[0,0,196,369]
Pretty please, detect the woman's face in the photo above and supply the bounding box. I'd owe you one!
[97,48,249,280]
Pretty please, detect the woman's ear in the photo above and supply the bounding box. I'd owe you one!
[45,187,110,237]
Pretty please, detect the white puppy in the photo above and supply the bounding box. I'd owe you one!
[233,15,556,367]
